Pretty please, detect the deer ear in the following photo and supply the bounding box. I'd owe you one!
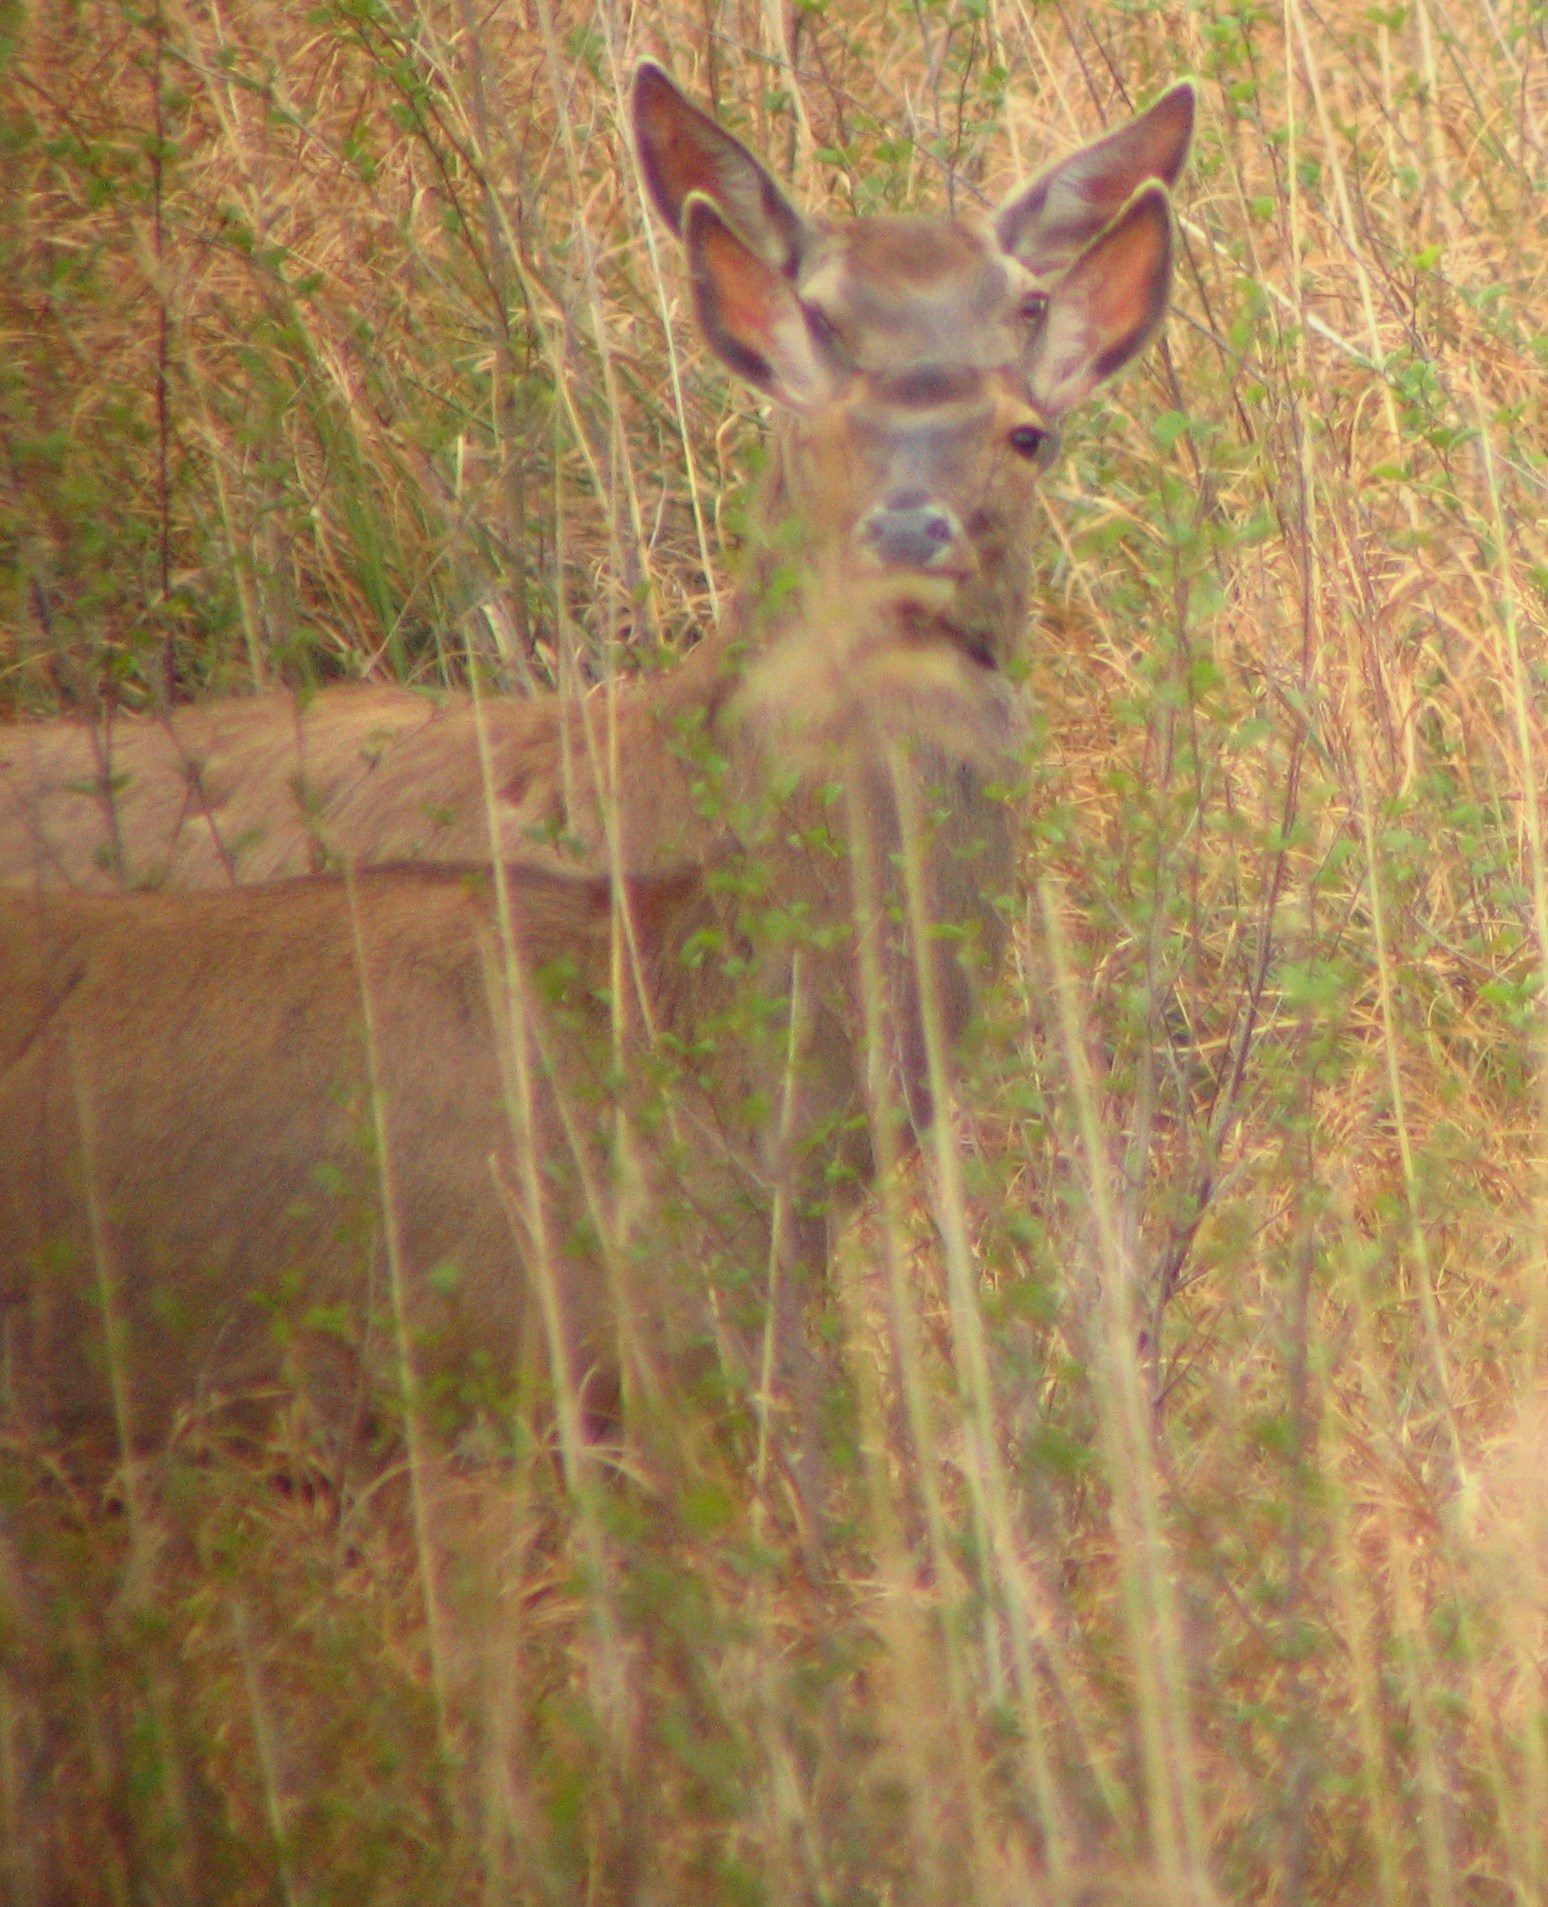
[683,194,839,409]
[1027,183,1175,418]
[997,81,1194,280]
[633,61,812,274]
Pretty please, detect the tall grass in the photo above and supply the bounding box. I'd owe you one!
[2,1,1544,1902]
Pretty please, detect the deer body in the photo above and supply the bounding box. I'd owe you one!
[0,65,1192,1461]
[0,867,703,1456]
[0,591,1020,1461]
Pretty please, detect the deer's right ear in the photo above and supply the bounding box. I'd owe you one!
[683,194,839,409]
[633,61,812,274]
[997,81,1195,280]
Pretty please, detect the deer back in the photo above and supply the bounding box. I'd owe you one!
[0,658,732,891]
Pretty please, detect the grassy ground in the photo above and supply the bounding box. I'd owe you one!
[2,1,1545,1902]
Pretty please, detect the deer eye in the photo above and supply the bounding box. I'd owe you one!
[1009,423,1049,461]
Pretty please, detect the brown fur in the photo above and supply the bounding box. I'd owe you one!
[0,657,734,890]
[1,866,628,1457]
[0,587,1019,1461]
[0,67,1192,1462]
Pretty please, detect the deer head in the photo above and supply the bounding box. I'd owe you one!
[633,63,1194,666]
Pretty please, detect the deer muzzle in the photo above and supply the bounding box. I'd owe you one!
[857,493,970,575]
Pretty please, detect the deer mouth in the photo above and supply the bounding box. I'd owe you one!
[885,600,1003,674]
[878,555,975,582]
[852,542,978,593]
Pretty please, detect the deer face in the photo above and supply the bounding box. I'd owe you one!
[634,64,1194,662]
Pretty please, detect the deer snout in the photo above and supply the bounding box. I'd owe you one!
[858,491,968,573]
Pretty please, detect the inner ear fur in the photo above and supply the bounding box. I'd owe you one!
[1027,182,1176,419]
[997,81,1195,280]
[682,194,836,409]
[633,61,811,273]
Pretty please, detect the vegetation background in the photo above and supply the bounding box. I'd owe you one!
[0,0,1544,1902]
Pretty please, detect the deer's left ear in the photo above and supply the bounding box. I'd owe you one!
[683,193,841,409]
[997,81,1195,280]
[1027,182,1176,418]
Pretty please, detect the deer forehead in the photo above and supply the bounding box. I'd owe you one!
[814,364,1039,476]
[797,216,1033,370]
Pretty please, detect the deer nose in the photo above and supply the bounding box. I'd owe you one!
[858,493,965,571]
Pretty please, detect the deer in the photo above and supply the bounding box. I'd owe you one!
[0,64,1194,895]
[0,64,1194,1490]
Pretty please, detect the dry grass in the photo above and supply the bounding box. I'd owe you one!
[2,1,1546,1902]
